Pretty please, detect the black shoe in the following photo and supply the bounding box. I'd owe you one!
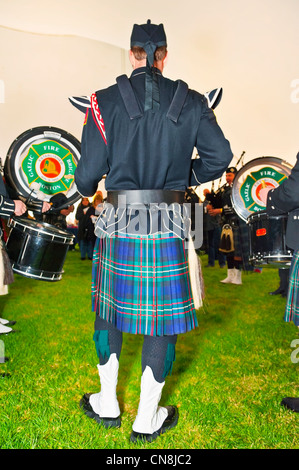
[269,288,283,295]
[79,393,121,428]
[0,357,9,363]
[0,320,16,326]
[281,397,299,412]
[130,406,179,443]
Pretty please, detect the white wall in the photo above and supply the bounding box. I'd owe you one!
[0,0,298,201]
[0,26,131,165]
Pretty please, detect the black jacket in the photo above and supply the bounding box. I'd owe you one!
[75,202,91,241]
[266,152,299,250]
[74,67,233,196]
[0,176,16,219]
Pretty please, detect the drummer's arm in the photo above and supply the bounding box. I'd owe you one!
[268,161,299,214]
[0,194,27,218]
[0,194,16,218]
[259,187,286,215]
[266,191,288,215]
[42,202,51,213]
[0,171,26,217]
[262,153,299,214]
[13,200,27,216]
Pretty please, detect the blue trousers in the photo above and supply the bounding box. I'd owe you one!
[79,239,94,259]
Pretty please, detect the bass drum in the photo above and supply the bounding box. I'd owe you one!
[4,126,81,210]
[248,211,293,267]
[6,216,74,281]
[231,157,293,267]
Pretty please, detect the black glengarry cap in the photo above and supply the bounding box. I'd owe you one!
[130,19,167,67]
[226,167,237,174]
[130,20,167,112]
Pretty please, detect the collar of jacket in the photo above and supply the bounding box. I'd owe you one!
[130,66,162,78]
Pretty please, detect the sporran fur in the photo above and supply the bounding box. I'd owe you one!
[219,224,234,253]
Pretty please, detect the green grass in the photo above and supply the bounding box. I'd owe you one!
[0,250,298,449]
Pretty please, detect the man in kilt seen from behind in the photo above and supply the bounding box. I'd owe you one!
[72,20,233,442]
[260,152,299,413]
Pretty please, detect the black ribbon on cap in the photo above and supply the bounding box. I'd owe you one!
[130,20,167,112]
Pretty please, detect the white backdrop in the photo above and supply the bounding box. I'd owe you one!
[0,0,298,200]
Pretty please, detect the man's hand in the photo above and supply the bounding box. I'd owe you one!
[13,200,27,216]
[208,208,222,216]
[42,202,52,213]
[259,187,272,205]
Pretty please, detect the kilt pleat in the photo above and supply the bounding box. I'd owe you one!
[284,250,299,326]
[91,233,198,336]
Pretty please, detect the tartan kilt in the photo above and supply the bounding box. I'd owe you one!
[231,216,251,270]
[284,250,299,326]
[91,233,198,336]
[232,218,247,258]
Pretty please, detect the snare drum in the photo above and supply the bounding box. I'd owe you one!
[6,217,74,281]
[248,210,293,267]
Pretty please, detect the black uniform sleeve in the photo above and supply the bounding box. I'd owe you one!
[0,195,15,218]
[266,152,299,215]
[74,103,109,197]
[190,99,233,186]
[0,176,15,218]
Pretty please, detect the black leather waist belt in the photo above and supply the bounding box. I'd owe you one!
[107,190,185,206]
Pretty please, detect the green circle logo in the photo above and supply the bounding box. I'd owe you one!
[240,166,287,212]
[22,140,77,196]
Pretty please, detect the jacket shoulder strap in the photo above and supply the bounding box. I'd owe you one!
[166,80,189,123]
[116,75,143,120]
[116,75,188,122]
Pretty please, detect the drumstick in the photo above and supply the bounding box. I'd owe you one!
[27,183,41,204]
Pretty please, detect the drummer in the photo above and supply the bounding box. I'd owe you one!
[260,152,299,413]
[0,174,51,334]
[0,185,26,333]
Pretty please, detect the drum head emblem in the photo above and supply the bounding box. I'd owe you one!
[240,166,287,212]
[231,157,292,221]
[22,141,76,196]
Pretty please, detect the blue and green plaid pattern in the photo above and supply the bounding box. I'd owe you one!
[285,250,299,326]
[92,233,198,336]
